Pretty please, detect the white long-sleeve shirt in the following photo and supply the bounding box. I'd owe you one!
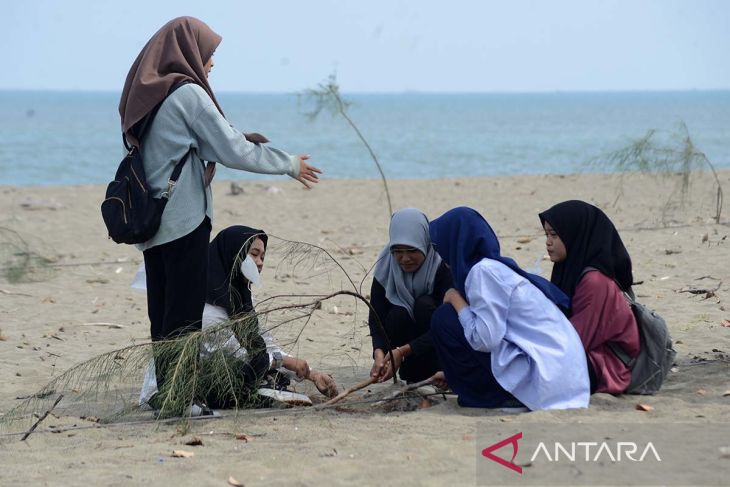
[457,258,590,410]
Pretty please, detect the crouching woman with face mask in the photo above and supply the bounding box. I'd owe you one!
[140,226,338,411]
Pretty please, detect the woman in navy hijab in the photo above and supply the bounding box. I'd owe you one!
[428,207,589,410]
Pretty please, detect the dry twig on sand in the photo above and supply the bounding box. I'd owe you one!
[320,377,377,407]
[20,394,63,441]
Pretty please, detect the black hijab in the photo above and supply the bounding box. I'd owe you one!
[207,226,268,316]
[539,200,633,297]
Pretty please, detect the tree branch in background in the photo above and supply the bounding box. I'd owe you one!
[299,73,393,219]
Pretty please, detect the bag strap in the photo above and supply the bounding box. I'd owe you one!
[607,341,633,367]
[161,151,190,200]
[122,80,194,150]
[580,266,636,368]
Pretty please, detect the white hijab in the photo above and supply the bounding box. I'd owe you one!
[373,208,442,318]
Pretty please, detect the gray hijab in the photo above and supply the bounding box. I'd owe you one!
[373,208,442,318]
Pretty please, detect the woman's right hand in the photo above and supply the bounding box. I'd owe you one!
[283,356,311,380]
[430,371,449,390]
[370,349,386,381]
[294,155,322,189]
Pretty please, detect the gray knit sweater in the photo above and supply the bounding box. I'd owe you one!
[136,84,300,251]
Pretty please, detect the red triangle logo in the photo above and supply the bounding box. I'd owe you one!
[481,432,523,474]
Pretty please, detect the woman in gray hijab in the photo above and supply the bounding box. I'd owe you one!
[369,208,453,383]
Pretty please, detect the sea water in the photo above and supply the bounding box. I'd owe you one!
[0,90,728,186]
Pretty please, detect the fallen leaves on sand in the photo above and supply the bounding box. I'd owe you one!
[636,403,654,412]
[171,450,194,458]
[234,433,249,442]
[184,437,203,446]
[721,320,730,328]
[228,476,244,487]
[80,416,100,423]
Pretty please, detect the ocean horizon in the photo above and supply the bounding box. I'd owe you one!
[1,89,729,187]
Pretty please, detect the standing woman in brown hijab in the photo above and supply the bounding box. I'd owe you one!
[119,17,321,402]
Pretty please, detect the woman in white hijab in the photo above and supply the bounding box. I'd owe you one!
[369,208,453,383]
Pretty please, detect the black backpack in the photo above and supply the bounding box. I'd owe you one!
[101,81,191,244]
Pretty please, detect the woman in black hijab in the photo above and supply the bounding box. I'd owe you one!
[203,226,338,404]
[539,200,640,394]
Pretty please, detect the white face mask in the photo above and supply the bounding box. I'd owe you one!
[240,254,262,288]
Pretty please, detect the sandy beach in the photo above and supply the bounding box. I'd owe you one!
[1,170,729,486]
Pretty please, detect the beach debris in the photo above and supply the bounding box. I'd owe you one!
[171,450,194,458]
[329,305,339,315]
[0,329,5,341]
[636,403,654,412]
[81,415,100,423]
[234,433,249,442]
[20,394,63,441]
[677,280,722,299]
[228,476,244,487]
[320,448,338,457]
[184,436,203,446]
[80,322,125,329]
[696,389,706,396]
[664,248,682,255]
[0,288,33,297]
[722,390,730,397]
[721,320,730,328]
[18,197,64,211]
[702,233,709,243]
[85,278,109,284]
[265,185,282,194]
[228,182,245,195]
[517,237,532,244]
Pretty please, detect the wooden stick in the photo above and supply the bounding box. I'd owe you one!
[79,322,125,329]
[20,394,63,441]
[319,377,376,407]
[374,377,435,406]
[0,288,32,297]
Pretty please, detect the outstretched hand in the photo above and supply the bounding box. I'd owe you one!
[294,155,322,189]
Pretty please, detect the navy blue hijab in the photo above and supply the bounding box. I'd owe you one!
[429,207,570,310]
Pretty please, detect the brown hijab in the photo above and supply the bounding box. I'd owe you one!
[119,17,224,146]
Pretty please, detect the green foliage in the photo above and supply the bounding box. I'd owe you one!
[593,122,724,223]
[0,227,57,283]
[0,236,394,436]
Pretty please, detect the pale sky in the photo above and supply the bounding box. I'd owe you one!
[4,0,729,92]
